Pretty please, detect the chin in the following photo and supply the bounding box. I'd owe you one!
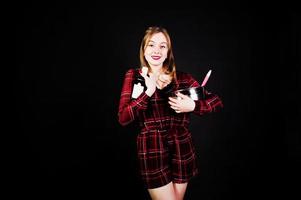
[150,61,164,66]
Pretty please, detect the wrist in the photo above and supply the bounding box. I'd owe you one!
[191,101,196,112]
[145,88,155,97]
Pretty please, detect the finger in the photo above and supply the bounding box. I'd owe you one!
[168,97,179,103]
[162,82,168,88]
[159,79,171,87]
[158,75,169,83]
[171,106,181,113]
[156,79,163,85]
[176,92,187,99]
[168,101,178,107]
[160,78,171,84]
[172,95,182,100]
[170,106,179,110]
[156,83,162,89]
[160,74,172,82]
[159,79,171,86]
[140,72,147,79]
[157,78,169,84]
[156,80,168,89]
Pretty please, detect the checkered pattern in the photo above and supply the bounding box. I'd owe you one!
[118,68,223,189]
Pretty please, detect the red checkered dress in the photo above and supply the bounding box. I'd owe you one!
[118,68,223,189]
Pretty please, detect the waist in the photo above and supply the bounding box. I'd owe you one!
[139,118,189,131]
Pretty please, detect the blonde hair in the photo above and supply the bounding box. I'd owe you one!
[139,26,177,81]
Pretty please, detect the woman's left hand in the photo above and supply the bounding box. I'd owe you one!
[168,92,196,113]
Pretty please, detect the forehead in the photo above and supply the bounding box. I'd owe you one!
[149,32,167,43]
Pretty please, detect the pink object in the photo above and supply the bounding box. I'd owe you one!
[201,70,212,87]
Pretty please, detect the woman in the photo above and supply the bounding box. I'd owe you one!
[118,26,223,200]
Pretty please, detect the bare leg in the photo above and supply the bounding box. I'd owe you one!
[173,182,188,200]
[148,181,177,200]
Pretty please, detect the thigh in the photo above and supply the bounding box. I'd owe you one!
[173,182,188,200]
[148,181,176,200]
[137,130,172,189]
[171,131,198,183]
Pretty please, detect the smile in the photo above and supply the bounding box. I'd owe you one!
[151,56,161,60]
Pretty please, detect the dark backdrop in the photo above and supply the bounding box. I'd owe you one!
[14,3,299,200]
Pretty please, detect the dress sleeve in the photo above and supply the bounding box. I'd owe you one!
[117,69,151,126]
[187,73,223,115]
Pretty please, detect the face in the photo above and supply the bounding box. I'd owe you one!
[144,32,168,71]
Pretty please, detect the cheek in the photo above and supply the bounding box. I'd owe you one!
[144,47,152,55]
[144,52,151,61]
[144,49,151,59]
[162,51,168,60]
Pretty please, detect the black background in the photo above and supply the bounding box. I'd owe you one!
[14,2,299,199]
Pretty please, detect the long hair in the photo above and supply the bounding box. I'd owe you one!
[139,26,177,82]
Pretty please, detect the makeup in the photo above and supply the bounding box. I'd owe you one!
[131,68,147,99]
[201,70,212,87]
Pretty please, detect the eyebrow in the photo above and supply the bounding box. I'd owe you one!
[149,40,168,45]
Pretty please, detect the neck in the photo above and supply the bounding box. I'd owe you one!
[150,65,163,74]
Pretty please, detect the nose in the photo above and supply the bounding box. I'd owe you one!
[153,46,161,54]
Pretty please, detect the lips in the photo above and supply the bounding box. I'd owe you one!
[151,56,161,60]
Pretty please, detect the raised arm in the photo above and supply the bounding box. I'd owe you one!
[117,69,150,126]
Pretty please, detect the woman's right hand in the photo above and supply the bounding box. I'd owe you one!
[140,72,157,97]
[156,74,172,89]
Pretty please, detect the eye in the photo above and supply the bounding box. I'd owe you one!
[148,44,154,47]
[160,45,167,49]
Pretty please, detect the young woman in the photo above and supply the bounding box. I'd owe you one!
[118,26,223,200]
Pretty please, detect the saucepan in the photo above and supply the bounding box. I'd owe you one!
[169,86,206,100]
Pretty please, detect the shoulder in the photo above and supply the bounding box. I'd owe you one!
[176,70,194,81]
[175,70,200,87]
[125,68,138,74]
[123,68,140,77]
